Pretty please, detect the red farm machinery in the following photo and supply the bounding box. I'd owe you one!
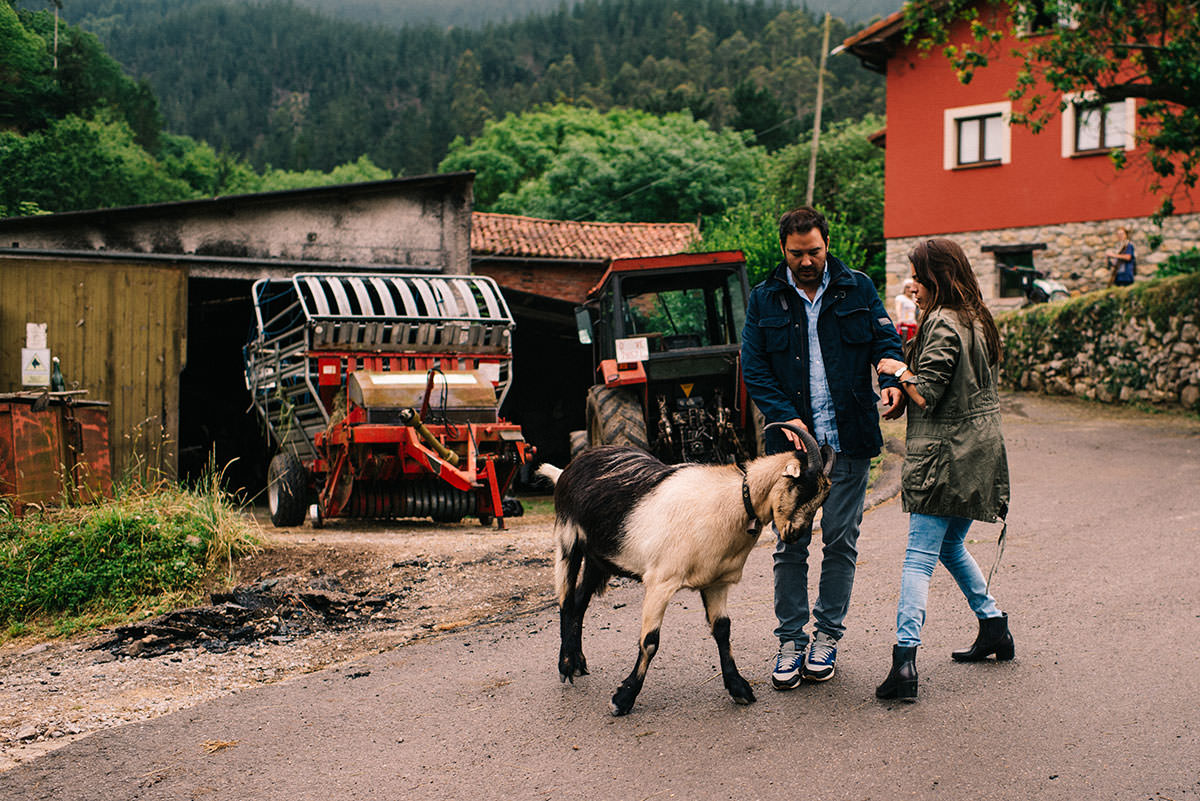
[244,272,532,529]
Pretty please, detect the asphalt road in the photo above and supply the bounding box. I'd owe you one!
[3,394,1198,801]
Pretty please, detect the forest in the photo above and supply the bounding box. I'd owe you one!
[64,0,900,30]
[57,0,887,176]
[1,0,890,282]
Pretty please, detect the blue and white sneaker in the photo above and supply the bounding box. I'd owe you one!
[771,641,804,690]
[803,631,838,681]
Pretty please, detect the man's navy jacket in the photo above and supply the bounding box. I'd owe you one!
[741,256,904,458]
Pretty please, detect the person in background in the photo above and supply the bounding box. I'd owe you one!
[874,238,1013,703]
[741,206,905,691]
[893,278,919,342]
[1106,226,1136,286]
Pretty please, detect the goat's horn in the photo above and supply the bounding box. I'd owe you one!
[764,423,823,469]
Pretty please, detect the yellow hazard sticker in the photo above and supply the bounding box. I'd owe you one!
[681,383,694,397]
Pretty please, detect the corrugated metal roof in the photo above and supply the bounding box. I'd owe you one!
[471,212,698,261]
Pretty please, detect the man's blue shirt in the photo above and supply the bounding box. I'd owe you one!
[784,265,841,452]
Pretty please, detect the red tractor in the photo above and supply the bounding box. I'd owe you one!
[571,251,763,464]
[245,273,532,528]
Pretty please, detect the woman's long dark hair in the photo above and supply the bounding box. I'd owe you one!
[909,238,1002,364]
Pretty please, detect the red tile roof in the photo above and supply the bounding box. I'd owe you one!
[471,212,699,261]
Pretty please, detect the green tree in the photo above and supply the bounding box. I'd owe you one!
[696,115,886,288]
[767,114,885,281]
[0,2,55,130]
[0,113,193,213]
[439,104,765,223]
[695,194,872,287]
[450,49,491,143]
[905,0,1200,218]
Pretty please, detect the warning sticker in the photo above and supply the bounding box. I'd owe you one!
[22,347,51,387]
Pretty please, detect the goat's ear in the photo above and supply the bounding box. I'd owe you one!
[783,459,804,478]
[819,444,836,476]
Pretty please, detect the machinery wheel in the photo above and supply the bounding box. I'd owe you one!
[267,452,308,527]
[586,385,649,451]
[568,429,587,461]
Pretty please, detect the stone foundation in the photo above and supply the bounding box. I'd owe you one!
[996,274,1200,412]
[885,212,1200,310]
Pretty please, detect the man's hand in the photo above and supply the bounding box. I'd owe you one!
[778,417,810,450]
[880,386,905,420]
[876,358,906,377]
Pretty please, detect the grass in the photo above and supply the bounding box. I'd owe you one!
[0,459,260,644]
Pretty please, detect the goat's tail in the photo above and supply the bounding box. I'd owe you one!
[537,463,562,484]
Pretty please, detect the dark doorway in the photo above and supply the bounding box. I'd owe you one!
[179,277,270,497]
[500,290,594,474]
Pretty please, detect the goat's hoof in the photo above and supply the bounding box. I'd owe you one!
[610,689,637,717]
[727,676,756,705]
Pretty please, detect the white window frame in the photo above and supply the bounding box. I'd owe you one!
[944,101,1012,170]
[1018,1,1080,34]
[1060,92,1136,156]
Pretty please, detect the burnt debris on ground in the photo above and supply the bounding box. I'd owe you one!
[90,576,399,659]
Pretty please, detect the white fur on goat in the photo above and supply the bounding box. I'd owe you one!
[539,436,833,716]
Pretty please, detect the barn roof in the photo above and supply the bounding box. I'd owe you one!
[470,212,699,261]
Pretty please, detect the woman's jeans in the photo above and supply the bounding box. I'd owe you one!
[896,513,1001,647]
[773,455,870,647]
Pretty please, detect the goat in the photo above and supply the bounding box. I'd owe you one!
[537,424,834,716]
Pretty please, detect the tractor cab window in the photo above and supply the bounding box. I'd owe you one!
[619,269,746,351]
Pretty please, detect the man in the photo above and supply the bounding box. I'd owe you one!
[741,206,904,689]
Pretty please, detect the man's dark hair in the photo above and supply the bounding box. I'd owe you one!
[778,206,829,246]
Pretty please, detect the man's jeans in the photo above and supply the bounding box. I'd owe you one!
[895,513,1001,647]
[773,455,870,647]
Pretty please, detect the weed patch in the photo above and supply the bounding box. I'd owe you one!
[0,478,259,642]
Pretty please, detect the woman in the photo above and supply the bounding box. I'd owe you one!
[874,238,1013,702]
[893,278,919,342]
[1106,227,1136,286]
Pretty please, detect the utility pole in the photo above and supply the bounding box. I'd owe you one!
[805,12,831,207]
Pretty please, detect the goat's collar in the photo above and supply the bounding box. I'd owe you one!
[739,466,762,535]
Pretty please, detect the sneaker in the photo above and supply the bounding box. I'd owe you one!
[803,631,838,681]
[771,641,804,690]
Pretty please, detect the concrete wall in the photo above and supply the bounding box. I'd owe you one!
[885,212,1200,311]
[0,174,474,276]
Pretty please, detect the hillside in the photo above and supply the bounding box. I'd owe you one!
[64,0,901,31]
[56,0,885,177]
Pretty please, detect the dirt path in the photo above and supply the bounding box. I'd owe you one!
[0,423,906,775]
[0,503,561,772]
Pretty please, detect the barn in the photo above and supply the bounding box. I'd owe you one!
[0,174,473,494]
[0,176,698,499]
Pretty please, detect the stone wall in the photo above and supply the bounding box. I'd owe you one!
[885,212,1200,309]
[995,273,1200,411]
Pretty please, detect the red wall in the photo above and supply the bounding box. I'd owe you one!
[883,23,1194,238]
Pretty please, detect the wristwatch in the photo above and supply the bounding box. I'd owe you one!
[893,364,910,378]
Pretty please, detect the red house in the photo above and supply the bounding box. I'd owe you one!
[838,5,1199,306]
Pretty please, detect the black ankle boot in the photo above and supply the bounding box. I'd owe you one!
[952,613,1014,662]
[876,644,918,701]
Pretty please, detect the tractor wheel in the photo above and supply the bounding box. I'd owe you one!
[267,452,309,527]
[586,385,649,451]
[568,429,587,461]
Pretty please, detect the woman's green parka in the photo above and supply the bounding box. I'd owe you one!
[901,308,1010,522]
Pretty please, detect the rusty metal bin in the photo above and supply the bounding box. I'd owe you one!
[0,394,113,515]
